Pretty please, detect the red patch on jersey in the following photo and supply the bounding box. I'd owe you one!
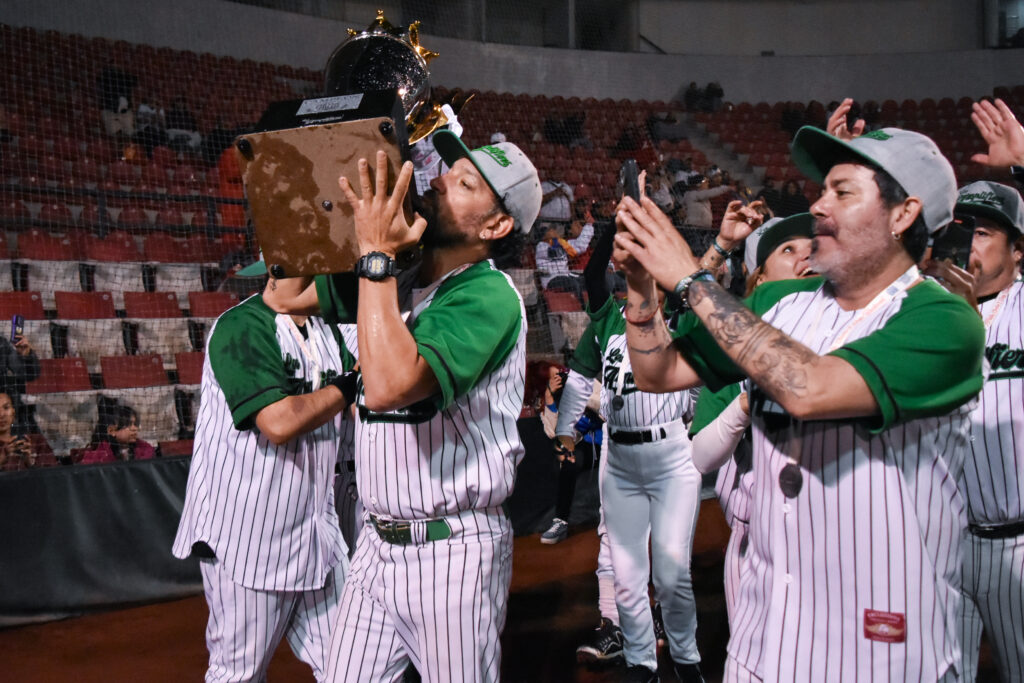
[863,609,906,643]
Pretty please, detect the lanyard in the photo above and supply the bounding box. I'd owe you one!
[809,265,920,353]
[983,286,1012,329]
[284,316,322,391]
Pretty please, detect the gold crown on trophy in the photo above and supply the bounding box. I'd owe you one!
[324,10,473,144]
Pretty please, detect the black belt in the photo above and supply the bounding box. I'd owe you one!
[369,513,452,545]
[969,519,1024,539]
[610,426,667,445]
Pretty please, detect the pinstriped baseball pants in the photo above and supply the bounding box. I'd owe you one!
[959,531,1024,683]
[199,558,344,683]
[325,510,513,683]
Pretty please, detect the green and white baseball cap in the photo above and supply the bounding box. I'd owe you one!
[955,180,1024,237]
[791,126,957,234]
[237,250,267,277]
[744,213,815,273]
[431,130,542,233]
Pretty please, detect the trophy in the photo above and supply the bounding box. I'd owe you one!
[236,11,470,278]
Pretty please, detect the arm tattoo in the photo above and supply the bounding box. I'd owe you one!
[690,280,817,401]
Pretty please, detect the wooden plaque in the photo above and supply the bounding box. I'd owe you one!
[236,117,409,277]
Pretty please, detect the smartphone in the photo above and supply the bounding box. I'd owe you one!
[10,314,23,344]
[931,214,975,269]
[619,158,640,202]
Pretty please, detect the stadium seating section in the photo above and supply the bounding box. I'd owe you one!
[1,22,1021,460]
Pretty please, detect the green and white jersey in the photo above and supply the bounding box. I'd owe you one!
[962,279,1024,525]
[564,296,693,430]
[673,276,985,681]
[319,260,526,524]
[173,294,353,591]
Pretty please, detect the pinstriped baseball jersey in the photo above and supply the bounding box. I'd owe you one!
[173,295,352,591]
[962,279,1024,525]
[319,259,526,521]
[673,276,985,681]
[568,297,693,429]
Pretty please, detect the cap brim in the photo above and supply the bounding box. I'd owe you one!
[791,126,883,184]
[756,213,816,268]
[955,201,1022,236]
[432,130,503,204]
[236,260,268,277]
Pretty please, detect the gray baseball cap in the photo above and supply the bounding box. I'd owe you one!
[791,126,957,234]
[744,213,815,273]
[431,130,542,233]
[955,180,1024,237]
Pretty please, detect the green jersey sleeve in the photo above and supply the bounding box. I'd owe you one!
[208,297,291,430]
[689,383,742,437]
[314,272,360,324]
[412,263,523,411]
[829,280,985,432]
[568,296,618,378]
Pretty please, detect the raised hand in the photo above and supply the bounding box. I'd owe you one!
[614,195,700,291]
[338,150,427,257]
[718,199,765,249]
[971,98,1024,168]
[826,98,865,141]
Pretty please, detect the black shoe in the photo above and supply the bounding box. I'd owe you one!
[576,617,624,664]
[652,602,667,648]
[673,661,705,683]
[622,664,658,682]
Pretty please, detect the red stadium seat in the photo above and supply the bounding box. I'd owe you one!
[124,291,182,318]
[15,229,76,260]
[175,351,205,385]
[158,439,194,457]
[55,291,117,319]
[26,357,92,394]
[101,354,168,389]
[0,292,46,320]
[85,231,143,261]
[188,291,238,318]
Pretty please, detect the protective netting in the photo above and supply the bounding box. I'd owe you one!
[0,17,1021,464]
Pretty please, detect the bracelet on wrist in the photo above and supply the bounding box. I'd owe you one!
[673,269,715,305]
[712,240,733,257]
[624,303,660,325]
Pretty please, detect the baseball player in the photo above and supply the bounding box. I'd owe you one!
[557,212,763,682]
[935,180,1024,682]
[688,213,817,625]
[334,323,362,554]
[615,126,986,681]
[267,135,541,682]
[172,276,358,682]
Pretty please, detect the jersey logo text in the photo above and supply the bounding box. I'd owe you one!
[986,343,1024,380]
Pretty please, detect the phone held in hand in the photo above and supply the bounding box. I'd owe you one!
[931,213,975,269]
[10,314,24,344]
[619,158,640,202]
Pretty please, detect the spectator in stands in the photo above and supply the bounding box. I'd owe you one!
[776,179,811,217]
[165,95,202,152]
[81,400,156,464]
[0,392,55,471]
[703,82,724,112]
[134,89,167,159]
[535,221,589,305]
[683,82,701,111]
[1,330,40,434]
[680,174,734,253]
[755,176,782,215]
[539,176,575,225]
[97,66,137,138]
[734,180,756,204]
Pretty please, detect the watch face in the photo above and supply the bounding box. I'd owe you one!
[367,254,387,277]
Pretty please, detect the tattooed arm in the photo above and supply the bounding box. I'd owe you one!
[687,279,878,420]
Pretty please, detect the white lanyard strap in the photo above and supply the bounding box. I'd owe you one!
[983,286,1012,329]
[810,266,920,354]
[285,316,322,391]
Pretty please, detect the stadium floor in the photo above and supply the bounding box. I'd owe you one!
[0,499,995,682]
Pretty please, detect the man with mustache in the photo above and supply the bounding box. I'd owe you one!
[613,125,985,681]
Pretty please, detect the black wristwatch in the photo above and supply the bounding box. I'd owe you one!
[355,251,396,281]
